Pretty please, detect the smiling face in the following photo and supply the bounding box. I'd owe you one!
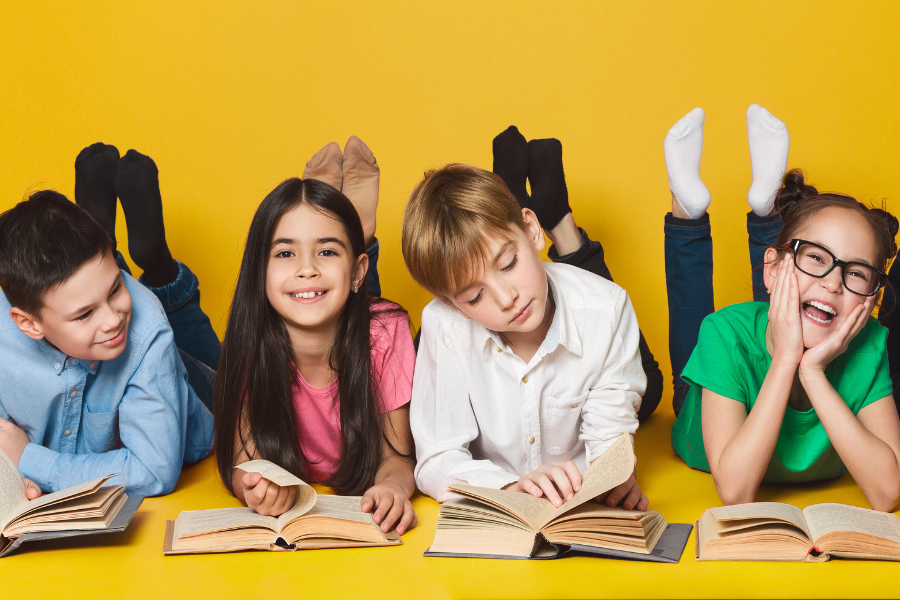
[449,209,552,345]
[265,203,368,339]
[765,206,881,349]
[10,250,132,361]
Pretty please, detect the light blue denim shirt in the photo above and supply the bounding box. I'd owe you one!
[0,272,214,496]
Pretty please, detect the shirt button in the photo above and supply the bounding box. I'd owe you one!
[69,390,77,397]
[71,360,78,365]
[63,429,72,436]
[522,375,529,383]
[55,363,61,370]
[528,436,535,445]
[496,347,502,352]
[570,402,579,408]
[90,362,96,369]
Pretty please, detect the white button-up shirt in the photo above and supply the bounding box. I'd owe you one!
[411,262,646,502]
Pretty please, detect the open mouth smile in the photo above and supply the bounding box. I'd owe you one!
[802,300,836,326]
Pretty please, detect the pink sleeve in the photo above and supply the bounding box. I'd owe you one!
[370,309,415,414]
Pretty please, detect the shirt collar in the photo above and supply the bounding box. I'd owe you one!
[38,340,99,375]
[480,263,583,359]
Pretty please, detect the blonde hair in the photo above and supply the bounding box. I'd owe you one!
[402,164,526,298]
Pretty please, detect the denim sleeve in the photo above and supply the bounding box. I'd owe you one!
[18,326,190,496]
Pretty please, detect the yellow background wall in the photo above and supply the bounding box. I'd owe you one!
[2,1,899,415]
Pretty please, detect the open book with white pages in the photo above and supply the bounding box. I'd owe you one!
[164,460,400,554]
[0,448,142,558]
[424,433,692,562]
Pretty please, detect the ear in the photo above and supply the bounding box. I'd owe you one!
[9,308,45,341]
[352,252,370,293]
[521,208,546,253]
[762,247,779,293]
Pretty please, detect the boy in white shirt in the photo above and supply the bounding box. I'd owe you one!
[402,142,649,510]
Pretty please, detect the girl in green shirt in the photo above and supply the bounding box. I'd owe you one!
[663,105,900,511]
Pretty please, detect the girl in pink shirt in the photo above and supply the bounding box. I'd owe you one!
[214,139,417,535]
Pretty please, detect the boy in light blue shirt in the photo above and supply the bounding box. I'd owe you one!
[0,145,217,497]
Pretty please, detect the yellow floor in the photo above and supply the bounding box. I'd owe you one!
[3,408,898,599]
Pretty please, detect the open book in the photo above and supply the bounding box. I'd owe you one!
[696,502,900,561]
[0,448,141,558]
[425,434,692,562]
[163,460,401,554]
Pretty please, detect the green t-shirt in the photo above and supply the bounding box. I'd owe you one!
[672,302,892,483]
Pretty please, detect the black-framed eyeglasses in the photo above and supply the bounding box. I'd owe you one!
[779,239,887,297]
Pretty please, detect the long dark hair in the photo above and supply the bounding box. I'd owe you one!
[214,177,405,496]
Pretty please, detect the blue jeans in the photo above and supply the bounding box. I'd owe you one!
[665,211,782,414]
[115,253,219,410]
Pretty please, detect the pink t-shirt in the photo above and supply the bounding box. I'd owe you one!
[292,306,415,483]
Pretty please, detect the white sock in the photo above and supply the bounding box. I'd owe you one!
[663,108,711,219]
[747,104,790,216]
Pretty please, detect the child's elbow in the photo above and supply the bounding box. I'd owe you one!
[867,483,900,513]
[714,479,756,506]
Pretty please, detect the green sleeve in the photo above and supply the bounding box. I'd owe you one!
[681,313,752,406]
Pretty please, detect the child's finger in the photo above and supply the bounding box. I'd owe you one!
[241,471,261,491]
[560,461,582,493]
[549,466,575,501]
[373,492,394,525]
[273,484,295,514]
[635,494,649,512]
[536,474,563,507]
[23,478,41,499]
[396,504,417,536]
[380,495,406,533]
[360,488,377,513]
[621,484,643,510]
[604,481,630,507]
[247,479,271,506]
[262,481,280,509]
[521,478,544,498]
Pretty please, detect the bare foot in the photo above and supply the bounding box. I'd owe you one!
[302,142,343,191]
[341,136,379,248]
[546,212,582,256]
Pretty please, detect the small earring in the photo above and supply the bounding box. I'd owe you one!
[353,285,359,293]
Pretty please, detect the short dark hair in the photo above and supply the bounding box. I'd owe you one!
[0,190,114,316]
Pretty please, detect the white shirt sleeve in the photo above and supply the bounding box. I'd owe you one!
[410,303,520,502]
[581,289,646,464]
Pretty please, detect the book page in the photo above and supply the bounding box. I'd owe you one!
[0,449,27,532]
[448,485,549,531]
[535,432,635,529]
[173,507,279,540]
[709,502,809,538]
[302,495,374,523]
[235,459,308,488]
[12,476,110,523]
[804,503,900,544]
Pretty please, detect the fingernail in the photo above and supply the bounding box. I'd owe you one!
[566,494,573,500]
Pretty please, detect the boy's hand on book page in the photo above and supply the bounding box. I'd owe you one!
[23,478,41,499]
[240,471,298,516]
[592,472,648,511]
[767,255,804,368]
[503,461,582,508]
[0,416,29,467]
[361,482,418,536]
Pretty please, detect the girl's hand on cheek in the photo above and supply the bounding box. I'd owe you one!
[240,472,298,516]
[800,295,875,374]
[361,482,418,535]
[768,256,804,368]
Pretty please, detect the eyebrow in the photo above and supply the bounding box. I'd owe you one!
[814,242,876,268]
[452,240,516,299]
[65,274,122,319]
[271,237,348,249]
